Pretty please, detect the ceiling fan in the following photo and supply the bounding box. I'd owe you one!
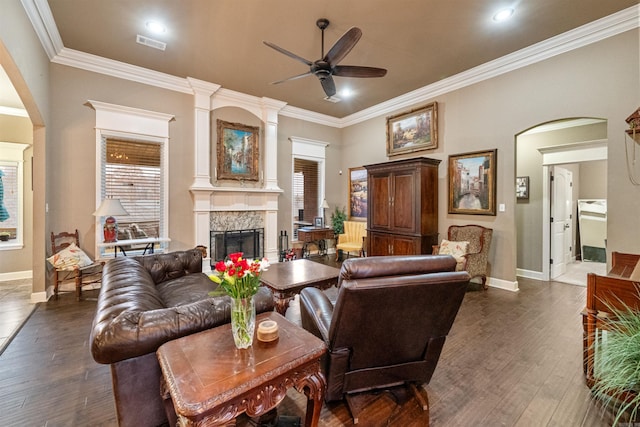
[263,18,387,98]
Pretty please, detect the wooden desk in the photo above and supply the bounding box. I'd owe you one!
[157,312,326,427]
[297,227,334,257]
[260,259,340,315]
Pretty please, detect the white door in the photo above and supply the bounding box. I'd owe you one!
[550,166,573,279]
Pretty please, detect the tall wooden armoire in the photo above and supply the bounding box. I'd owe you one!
[365,157,440,256]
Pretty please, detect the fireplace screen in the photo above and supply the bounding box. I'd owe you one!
[210,228,264,264]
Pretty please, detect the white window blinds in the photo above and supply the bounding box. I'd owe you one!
[103,138,162,238]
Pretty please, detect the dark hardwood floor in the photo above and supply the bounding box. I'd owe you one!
[0,256,616,426]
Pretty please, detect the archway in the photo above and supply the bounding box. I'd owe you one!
[515,118,607,284]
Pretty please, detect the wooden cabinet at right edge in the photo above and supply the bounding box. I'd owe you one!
[365,157,441,256]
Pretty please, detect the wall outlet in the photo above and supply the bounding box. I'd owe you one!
[499,203,506,212]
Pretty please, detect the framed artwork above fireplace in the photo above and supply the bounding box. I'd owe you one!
[216,119,260,181]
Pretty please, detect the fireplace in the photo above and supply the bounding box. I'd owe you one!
[210,228,264,263]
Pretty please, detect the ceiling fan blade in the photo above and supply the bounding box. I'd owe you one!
[324,27,362,66]
[263,41,312,66]
[270,71,313,85]
[319,75,336,97]
[333,65,387,78]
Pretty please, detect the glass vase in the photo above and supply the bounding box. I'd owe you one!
[230,296,256,349]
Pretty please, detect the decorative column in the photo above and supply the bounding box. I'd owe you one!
[261,98,286,260]
[187,78,220,263]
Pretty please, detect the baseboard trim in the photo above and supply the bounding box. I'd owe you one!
[487,276,519,292]
[30,291,47,303]
[0,270,33,282]
[516,268,545,281]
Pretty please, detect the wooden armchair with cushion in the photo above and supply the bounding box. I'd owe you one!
[336,220,367,261]
[48,229,103,300]
[433,224,493,289]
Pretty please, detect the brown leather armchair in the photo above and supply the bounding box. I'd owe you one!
[299,255,470,423]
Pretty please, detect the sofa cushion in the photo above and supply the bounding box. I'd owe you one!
[134,249,203,285]
[157,272,218,307]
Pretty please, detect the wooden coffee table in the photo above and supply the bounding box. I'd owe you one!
[260,259,340,315]
[157,312,327,427]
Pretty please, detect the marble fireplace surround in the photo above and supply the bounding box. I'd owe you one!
[193,186,282,266]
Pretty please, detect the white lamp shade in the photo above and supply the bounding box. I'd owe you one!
[322,199,330,209]
[93,198,129,217]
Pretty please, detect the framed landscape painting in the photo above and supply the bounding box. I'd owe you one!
[216,119,260,181]
[386,102,438,156]
[348,167,368,221]
[448,149,497,215]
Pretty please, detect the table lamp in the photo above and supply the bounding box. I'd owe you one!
[93,198,129,243]
[322,199,330,225]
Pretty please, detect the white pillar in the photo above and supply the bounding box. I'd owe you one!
[187,78,220,262]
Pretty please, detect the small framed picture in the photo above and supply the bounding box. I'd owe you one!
[516,176,530,200]
[314,216,324,228]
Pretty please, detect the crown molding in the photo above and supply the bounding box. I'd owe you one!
[340,4,640,128]
[52,47,193,94]
[279,105,342,127]
[23,2,640,129]
[20,0,63,59]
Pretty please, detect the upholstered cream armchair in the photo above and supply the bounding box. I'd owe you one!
[433,224,493,289]
[335,220,367,261]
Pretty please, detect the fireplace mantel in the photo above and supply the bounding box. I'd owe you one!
[208,186,282,212]
[191,185,283,263]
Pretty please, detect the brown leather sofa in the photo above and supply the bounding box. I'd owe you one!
[90,249,275,427]
[299,255,469,423]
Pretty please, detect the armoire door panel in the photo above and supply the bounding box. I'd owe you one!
[392,171,416,232]
[370,174,391,230]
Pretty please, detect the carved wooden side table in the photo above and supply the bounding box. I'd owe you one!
[157,312,327,426]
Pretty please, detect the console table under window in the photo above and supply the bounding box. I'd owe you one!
[98,237,171,258]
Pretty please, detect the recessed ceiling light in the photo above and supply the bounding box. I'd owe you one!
[145,21,166,34]
[493,8,514,22]
[340,88,353,98]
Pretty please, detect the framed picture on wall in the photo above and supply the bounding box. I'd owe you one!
[448,149,497,215]
[516,176,529,200]
[386,102,438,156]
[348,167,368,221]
[216,119,260,181]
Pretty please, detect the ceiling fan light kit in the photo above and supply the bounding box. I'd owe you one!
[264,18,387,98]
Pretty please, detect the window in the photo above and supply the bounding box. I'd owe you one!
[292,158,318,238]
[0,142,28,250]
[102,138,162,242]
[88,100,173,258]
[290,137,327,240]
